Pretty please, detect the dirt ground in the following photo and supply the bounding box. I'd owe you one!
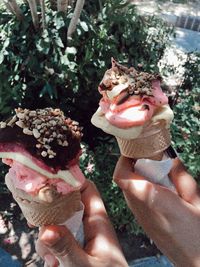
[0,192,161,266]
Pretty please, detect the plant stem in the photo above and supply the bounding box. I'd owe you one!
[3,0,23,20]
[27,0,39,29]
[67,0,85,40]
[40,0,46,29]
[57,0,68,12]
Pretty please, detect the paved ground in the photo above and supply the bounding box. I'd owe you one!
[174,28,200,51]
[133,0,200,52]
[132,0,200,18]
[0,247,22,267]
[0,246,174,267]
[129,256,174,267]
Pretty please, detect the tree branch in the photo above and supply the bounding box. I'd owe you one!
[3,0,23,20]
[3,1,15,15]
[40,0,46,30]
[27,0,39,29]
[57,0,68,12]
[67,0,85,39]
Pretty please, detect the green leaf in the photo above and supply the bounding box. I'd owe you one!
[3,38,9,49]
[36,39,50,54]
[39,82,58,99]
[36,40,43,52]
[14,74,20,81]
[54,15,65,30]
[0,53,4,64]
[66,47,77,54]
[61,55,69,65]
[54,36,64,48]
[80,21,89,32]
[68,61,77,71]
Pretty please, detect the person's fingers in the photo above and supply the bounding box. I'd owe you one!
[114,156,159,203]
[169,158,200,207]
[114,156,200,208]
[44,254,58,267]
[113,156,143,191]
[81,180,106,218]
[82,181,125,253]
[113,156,189,213]
[81,181,128,265]
[39,225,89,267]
[36,236,59,267]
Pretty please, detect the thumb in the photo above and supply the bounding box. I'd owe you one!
[113,156,155,204]
[113,156,142,191]
[113,156,154,201]
[39,225,88,267]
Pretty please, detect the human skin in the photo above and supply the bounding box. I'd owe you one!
[113,156,200,267]
[36,180,129,267]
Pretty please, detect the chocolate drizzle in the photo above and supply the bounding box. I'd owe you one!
[0,108,83,170]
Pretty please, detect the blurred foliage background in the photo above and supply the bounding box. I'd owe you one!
[0,0,199,234]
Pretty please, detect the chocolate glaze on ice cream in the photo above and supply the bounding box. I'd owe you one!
[0,108,83,170]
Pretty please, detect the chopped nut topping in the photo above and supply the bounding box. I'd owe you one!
[41,151,47,157]
[23,128,33,135]
[7,115,17,126]
[63,140,69,147]
[0,122,6,129]
[33,128,41,139]
[15,120,25,128]
[100,59,162,104]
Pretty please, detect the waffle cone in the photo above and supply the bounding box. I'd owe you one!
[5,174,81,227]
[116,123,171,159]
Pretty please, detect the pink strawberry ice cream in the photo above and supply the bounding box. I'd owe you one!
[100,79,168,128]
[92,58,173,140]
[3,158,85,196]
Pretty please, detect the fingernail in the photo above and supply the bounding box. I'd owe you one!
[44,254,56,266]
[41,229,60,246]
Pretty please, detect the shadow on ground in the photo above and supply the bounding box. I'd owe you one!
[0,193,42,267]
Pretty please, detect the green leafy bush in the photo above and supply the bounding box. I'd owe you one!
[171,52,200,179]
[182,52,200,91]
[172,87,200,178]
[0,0,173,145]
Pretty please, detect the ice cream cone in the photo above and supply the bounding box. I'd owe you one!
[5,174,82,227]
[116,121,171,159]
[91,60,174,189]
